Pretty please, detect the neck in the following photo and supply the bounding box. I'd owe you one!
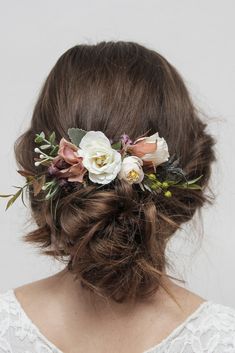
[50,266,180,316]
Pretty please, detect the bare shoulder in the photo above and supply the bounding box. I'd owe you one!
[159,277,207,315]
[13,270,67,315]
[14,274,55,299]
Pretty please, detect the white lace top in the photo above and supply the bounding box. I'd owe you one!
[0,289,235,353]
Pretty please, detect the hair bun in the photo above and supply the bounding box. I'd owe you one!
[14,41,216,303]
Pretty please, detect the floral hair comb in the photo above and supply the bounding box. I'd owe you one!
[0,128,203,210]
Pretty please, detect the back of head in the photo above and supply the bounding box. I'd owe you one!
[14,41,216,303]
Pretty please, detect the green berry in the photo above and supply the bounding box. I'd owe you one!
[164,190,172,198]
[148,173,157,180]
[162,182,169,188]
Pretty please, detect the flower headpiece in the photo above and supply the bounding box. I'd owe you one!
[0,128,203,210]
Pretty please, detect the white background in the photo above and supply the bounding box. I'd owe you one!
[0,0,234,307]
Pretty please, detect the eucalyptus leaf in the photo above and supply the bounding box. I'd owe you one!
[68,128,87,147]
[0,194,13,198]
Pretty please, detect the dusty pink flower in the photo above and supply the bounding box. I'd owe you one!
[127,132,169,167]
[128,139,157,158]
[58,137,81,164]
[50,138,87,183]
[56,162,87,183]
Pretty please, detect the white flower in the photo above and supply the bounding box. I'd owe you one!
[76,131,122,184]
[118,156,144,184]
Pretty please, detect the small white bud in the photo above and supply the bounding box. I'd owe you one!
[39,154,44,159]
[34,161,41,167]
[34,148,41,153]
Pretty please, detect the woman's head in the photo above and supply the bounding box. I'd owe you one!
[14,41,216,303]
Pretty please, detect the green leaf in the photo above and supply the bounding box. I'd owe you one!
[45,184,59,200]
[165,175,204,187]
[49,145,59,156]
[143,184,152,192]
[0,194,13,198]
[34,132,45,143]
[26,175,36,183]
[21,188,27,208]
[68,128,87,147]
[175,184,202,190]
[165,180,179,186]
[111,141,122,150]
[6,189,22,210]
[49,131,56,145]
[34,136,43,144]
[188,184,202,190]
[183,175,203,185]
[40,144,51,150]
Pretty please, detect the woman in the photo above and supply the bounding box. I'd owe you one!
[0,41,235,352]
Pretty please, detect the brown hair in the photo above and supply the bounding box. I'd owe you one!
[14,41,216,303]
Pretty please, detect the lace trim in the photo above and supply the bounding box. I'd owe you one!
[8,289,210,353]
[3,289,63,352]
[143,300,211,353]
[1,288,235,353]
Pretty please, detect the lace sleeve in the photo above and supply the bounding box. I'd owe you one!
[0,294,12,353]
[207,305,235,353]
[151,301,235,353]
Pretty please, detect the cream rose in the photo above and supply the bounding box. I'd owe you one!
[118,156,144,184]
[76,131,122,184]
[127,132,170,167]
